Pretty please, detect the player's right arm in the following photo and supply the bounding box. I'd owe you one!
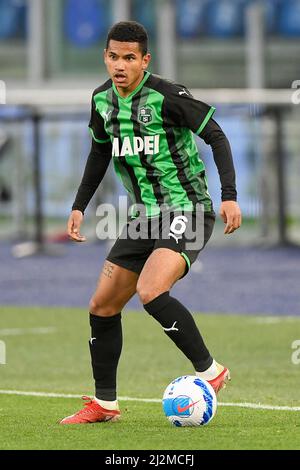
[68,140,111,242]
[68,139,112,242]
[68,91,112,242]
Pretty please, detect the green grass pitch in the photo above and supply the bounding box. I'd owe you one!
[0,306,300,450]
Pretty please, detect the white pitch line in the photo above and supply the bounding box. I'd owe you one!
[218,402,300,411]
[249,316,300,325]
[0,327,56,336]
[0,390,82,398]
[0,390,299,411]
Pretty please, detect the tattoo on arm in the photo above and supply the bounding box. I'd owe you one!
[103,262,114,278]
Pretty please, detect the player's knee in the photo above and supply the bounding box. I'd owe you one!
[89,297,118,317]
[136,283,161,305]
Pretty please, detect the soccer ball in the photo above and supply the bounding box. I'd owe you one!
[162,375,217,427]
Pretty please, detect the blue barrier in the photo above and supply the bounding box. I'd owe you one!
[176,0,208,38]
[0,0,27,40]
[263,0,282,34]
[278,0,300,36]
[175,0,291,38]
[64,0,111,47]
[205,0,246,37]
[131,0,156,36]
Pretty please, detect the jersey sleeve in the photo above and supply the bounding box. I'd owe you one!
[163,84,216,135]
[88,94,111,144]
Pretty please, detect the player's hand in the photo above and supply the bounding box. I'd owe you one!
[67,210,86,242]
[219,201,242,235]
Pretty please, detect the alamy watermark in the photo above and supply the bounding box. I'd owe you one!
[0,340,6,365]
[95,198,205,251]
[291,80,300,105]
[291,340,300,365]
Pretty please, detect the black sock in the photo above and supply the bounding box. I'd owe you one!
[143,292,213,372]
[89,313,122,401]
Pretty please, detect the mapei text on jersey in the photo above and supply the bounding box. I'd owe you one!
[112,135,160,157]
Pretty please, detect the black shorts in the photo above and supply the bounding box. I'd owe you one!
[106,210,215,278]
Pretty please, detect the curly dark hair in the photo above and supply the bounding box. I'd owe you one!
[106,21,148,56]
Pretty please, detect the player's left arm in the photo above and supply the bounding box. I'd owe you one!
[162,84,241,234]
[199,118,242,234]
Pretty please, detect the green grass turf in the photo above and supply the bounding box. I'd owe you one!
[0,306,300,450]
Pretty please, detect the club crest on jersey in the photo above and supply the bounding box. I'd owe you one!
[138,106,152,124]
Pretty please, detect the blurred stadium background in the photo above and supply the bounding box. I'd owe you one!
[0,0,299,314]
[1,2,300,451]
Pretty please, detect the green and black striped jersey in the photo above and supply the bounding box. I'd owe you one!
[89,71,216,216]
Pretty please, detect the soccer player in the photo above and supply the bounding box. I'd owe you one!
[60,21,241,424]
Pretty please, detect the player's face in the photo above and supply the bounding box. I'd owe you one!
[104,40,151,97]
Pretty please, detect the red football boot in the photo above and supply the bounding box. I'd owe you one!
[60,396,120,425]
[207,366,231,394]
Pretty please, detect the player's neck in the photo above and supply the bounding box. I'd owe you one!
[116,71,146,98]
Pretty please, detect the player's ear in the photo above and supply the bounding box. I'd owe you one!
[142,53,151,70]
[103,49,107,64]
